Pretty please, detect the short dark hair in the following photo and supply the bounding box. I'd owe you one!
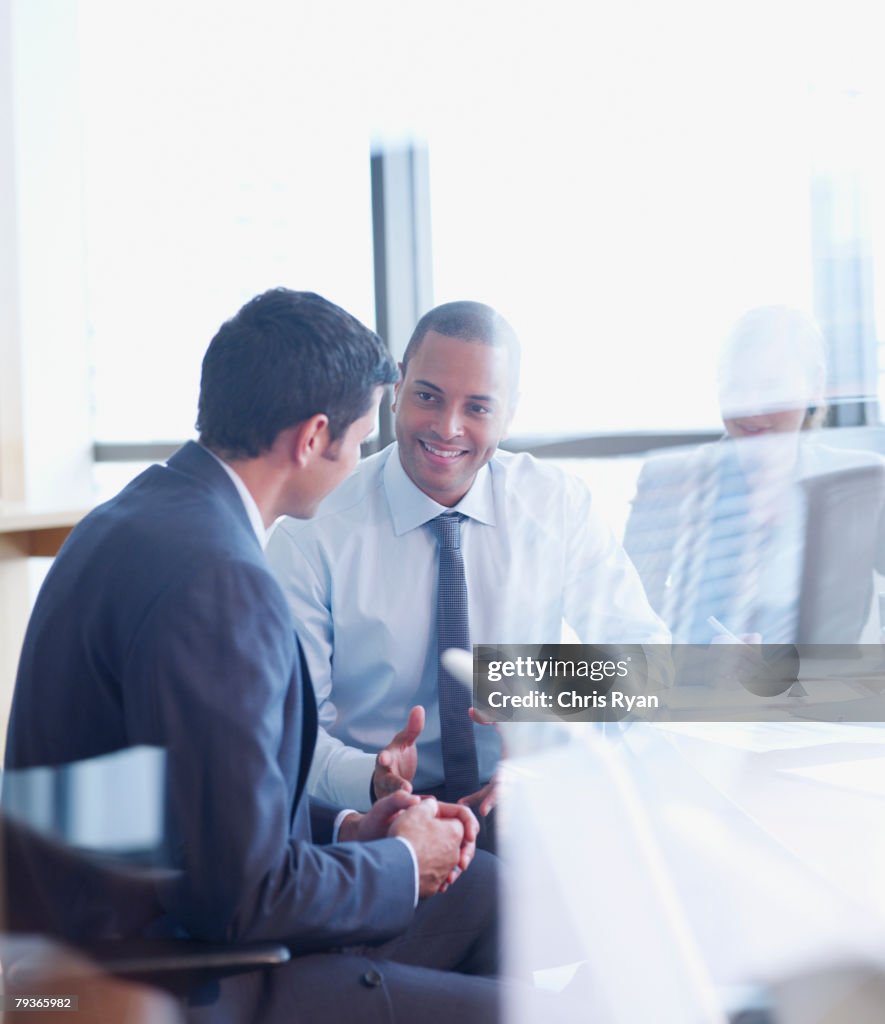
[402,300,521,396]
[197,289,397,459]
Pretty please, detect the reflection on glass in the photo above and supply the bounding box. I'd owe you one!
[624,307,885,644]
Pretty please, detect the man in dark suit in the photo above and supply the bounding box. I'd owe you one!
[5,289,500,1022]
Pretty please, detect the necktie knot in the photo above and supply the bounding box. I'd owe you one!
[427,512,464,550]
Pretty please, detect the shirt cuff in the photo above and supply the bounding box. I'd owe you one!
[393,836,420,907]
[311,747,378,811]
[332,811,419,907]
[332,808,356,843]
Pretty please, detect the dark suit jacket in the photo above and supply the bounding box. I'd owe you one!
[5,442,415,952]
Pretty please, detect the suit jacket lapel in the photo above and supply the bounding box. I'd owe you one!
[295,639,318,807]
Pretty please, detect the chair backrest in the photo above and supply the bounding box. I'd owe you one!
[1,746,173,941]
[1,746,167,859]
[1,746,290,1008]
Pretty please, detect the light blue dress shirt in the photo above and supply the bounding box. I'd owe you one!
[266,443,668,809]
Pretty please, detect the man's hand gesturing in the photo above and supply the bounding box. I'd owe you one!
[373,705,425,800]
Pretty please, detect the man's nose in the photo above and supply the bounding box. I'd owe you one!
[433,407,464,439]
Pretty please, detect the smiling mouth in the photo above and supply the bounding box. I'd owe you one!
[419,440,468,461]
[730,418,774,434]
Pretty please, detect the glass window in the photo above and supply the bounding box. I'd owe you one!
[74,0,885,442]
[427,2,884,436]
[79,0,377,442]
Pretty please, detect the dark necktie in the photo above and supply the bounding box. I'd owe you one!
[427,512,480,802]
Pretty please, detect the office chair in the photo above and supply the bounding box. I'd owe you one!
[0,747,290,1003]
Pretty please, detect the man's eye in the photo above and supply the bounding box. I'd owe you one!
[470,404,491,415]
[416,391,436,402]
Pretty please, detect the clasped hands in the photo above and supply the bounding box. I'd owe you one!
[338,787,477,898]
[339,705,495,898]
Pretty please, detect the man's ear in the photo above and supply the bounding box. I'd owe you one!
[284,414,330,468]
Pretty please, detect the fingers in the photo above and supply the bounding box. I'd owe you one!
[375,708,424,805]
[374,735,416,793]
[435,802,477,874]
[479,777,499,817]
[439,865,462,892]
[373,790,421,816]
[468,706,495,727]
[454,836,476,874]
[413,795,438,819]
[356,790,422,841]
[438,817,466,853]
[391,800,469,897]
[456,786,491,811]
[457,784,496,817]
[437,801,479,841]
[413,803,463,849]
[372,760,413,798]
[376,774,413,797]
[393,705,425,747]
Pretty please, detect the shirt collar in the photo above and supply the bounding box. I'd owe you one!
[382,443,496,536]
[201,447,269,549]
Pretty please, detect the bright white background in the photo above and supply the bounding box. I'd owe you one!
[66,0,885,443]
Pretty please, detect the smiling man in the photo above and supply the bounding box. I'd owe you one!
[394,327,513,506]
[266,301,666,847]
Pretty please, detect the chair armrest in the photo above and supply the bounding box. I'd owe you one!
[82,937,291,978]
[5,936,291,996]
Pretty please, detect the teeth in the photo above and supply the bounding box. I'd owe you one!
[423,442,463,459]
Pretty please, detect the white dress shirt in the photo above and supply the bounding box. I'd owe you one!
[266,443,668,809]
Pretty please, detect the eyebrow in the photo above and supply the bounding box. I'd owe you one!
[413,379,497,403]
